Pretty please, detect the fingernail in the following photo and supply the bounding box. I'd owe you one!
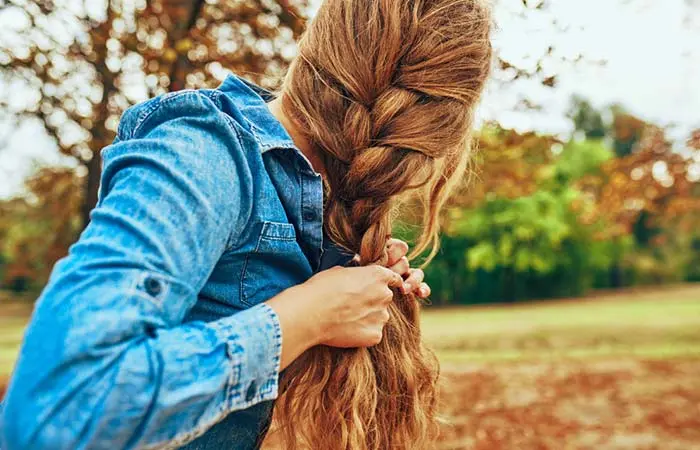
[403,283,411,293]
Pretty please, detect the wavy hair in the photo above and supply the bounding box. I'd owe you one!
[272,0,492,448]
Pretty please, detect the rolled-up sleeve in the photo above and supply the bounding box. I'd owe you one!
[0,91,282,450]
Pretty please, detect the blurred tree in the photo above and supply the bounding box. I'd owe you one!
[426,126,618,303]
[421,118,699,303]
[454,190,578,275]
[0,197,31,291]
[0,0,308,227]
[610,105,647,158]
[568,95,607,139]
[0,167,82,292]
[578,125,700,238]
[577,125,700,287]
[554,138,613,184]
[433,187,619,303]
[450,125,559,209]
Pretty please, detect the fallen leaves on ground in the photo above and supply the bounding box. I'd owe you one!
[436,358,700,450]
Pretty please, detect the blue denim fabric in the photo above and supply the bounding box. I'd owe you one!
[0,75,351,449]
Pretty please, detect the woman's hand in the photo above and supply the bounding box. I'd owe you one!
[348,239,431,297]
[383,239,431,298]
[266,238,430,370]
[265,264,403,369]
[308,265,405,348]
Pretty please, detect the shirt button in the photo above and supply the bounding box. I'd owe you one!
[245,381,257,402]
[303,210,315,222]
[144,277,162,297]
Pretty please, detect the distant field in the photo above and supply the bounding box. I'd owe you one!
[421,284,700,365]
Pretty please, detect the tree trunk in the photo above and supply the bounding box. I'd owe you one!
[81,148,103,228]
[163,0,206,91]
[81,0,116,228]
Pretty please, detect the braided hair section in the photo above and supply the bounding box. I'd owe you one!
[273,1,492,448]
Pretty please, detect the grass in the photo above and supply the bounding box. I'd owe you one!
[421,284,700,365]
[0,297,33,379]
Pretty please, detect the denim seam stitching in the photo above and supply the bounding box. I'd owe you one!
[259,235,296,242]
[131,90,206,138]
[239,225,266,309]
[225,332,245,409]
[239,221,296,308]
[239,253,254,309]
[221,114,248,252]
[129,99,162,138]
[247,223,266,301]
[226,306,280,406]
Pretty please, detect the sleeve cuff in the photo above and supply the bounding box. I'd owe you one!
[211,303,282,411]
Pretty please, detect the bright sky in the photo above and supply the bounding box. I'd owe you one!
[483,0,700,138]
[1,0,699,198]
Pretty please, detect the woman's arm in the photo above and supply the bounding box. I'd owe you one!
[1,89,408,450]
[0,91,312,450]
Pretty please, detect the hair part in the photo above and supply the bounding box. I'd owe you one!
[272,0,492,448]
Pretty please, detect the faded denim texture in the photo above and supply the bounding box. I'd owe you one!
[0,75,351,449]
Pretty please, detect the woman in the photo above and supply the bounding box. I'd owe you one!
[1,0,491,449]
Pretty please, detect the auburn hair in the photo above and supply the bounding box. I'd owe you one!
[271,0,492,448]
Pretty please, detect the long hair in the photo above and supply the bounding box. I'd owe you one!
[273,1,492,448]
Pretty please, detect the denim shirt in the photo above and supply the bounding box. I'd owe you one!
[1,75,353,449]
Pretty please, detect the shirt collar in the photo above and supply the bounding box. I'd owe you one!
[217,74,298,154]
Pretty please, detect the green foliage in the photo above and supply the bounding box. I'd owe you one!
[554,139,614,183]
[453,190,577,273]
[423,185,622,304]
[411,111,698,305]
[688,238,700,282]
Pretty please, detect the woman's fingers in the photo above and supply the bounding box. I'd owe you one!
[405,268,424,286]
[403,268,429,297]
[389,256,410,278]
[372,265,404,289]
[385,239,409,267]
[350,240,429,297]
[417,282,431,298]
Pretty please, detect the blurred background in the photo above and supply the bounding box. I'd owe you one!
[0,0,698,449]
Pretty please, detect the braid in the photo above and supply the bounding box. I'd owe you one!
[273,0,492,448]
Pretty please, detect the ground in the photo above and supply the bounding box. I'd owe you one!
[423,284,700,450]
[1,285,699,449]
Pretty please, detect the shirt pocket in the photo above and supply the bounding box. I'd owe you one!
[240,221,308,307]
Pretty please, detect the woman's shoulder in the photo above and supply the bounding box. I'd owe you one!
[116,88,247,143]
[103,89,257,232]
[108,88,261,178]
